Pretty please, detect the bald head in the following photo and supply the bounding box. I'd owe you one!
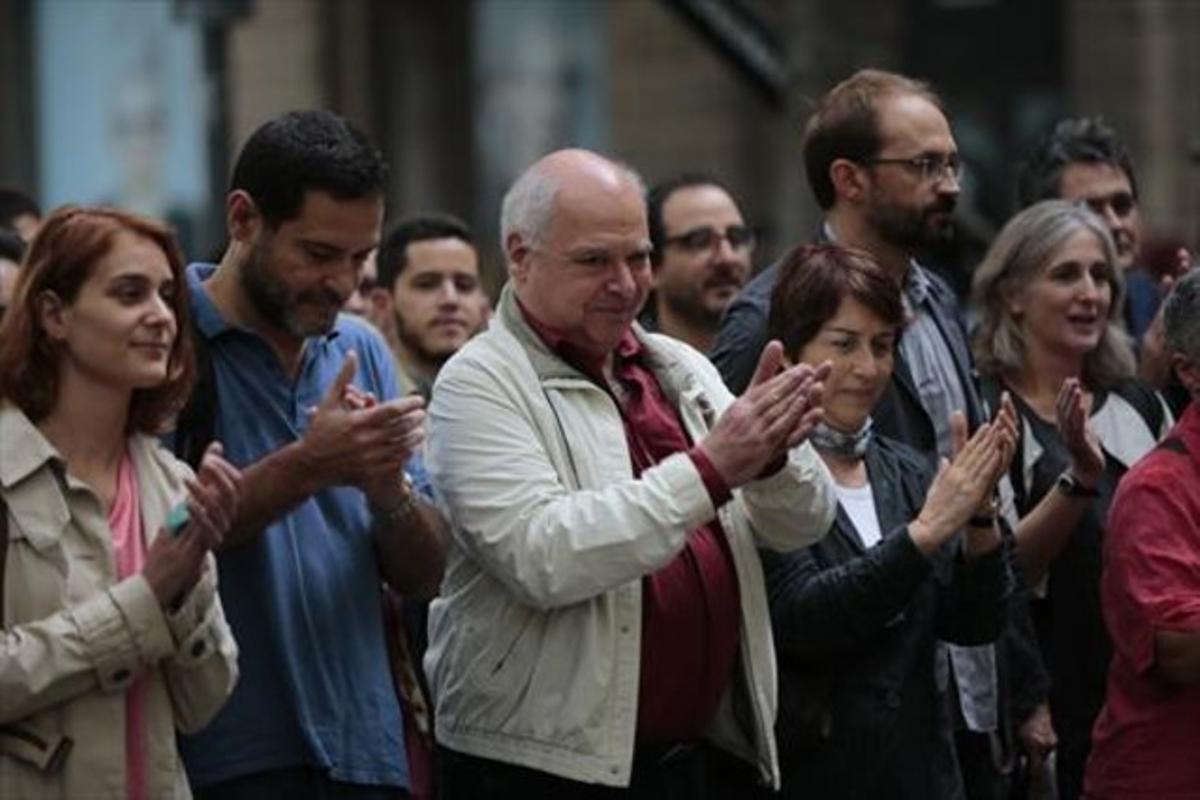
[500,149,645,252]
[502,148,652,360]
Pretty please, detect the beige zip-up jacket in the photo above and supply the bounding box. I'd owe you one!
[0,402,238,799]
[425,286,836,789]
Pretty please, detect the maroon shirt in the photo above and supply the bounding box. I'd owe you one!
[517,303,742,743]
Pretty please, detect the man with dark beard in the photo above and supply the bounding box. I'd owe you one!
[176,110,446,800]
[641,175,753,353]
[711,69,963,449]
[710,70,1052,800]
[368,214,487,399]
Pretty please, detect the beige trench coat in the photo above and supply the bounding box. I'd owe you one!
[0,402,238,799]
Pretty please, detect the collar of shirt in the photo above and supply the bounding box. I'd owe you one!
[514,295,642,385]
[186,262,342,347]
[821,219,925,299]
[1179,401,1200,455]
[902,263,932,308]
[514,296,733,507]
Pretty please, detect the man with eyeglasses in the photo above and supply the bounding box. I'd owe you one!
[642,175,754,353]
[424,148,836,797]
[710,68,1052,800]
[713,68,978,456]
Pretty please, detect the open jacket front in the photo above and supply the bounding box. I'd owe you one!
[0,402,238,800]
[762,435,1007,800]
[424,285,837,789]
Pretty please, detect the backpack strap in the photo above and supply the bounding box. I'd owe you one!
[173,323,218,470]
[1112,378,1166,437]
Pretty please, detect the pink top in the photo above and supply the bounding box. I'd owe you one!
[108,452,148,800]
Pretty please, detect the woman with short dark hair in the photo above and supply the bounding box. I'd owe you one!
[0,206,241,799]
[764,243,1016,799]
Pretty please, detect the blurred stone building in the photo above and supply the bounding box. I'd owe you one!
[1,0,1197,288]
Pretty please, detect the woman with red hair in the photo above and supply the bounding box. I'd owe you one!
[0,206,241,799]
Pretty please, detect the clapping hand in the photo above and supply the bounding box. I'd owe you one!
[144,442,243,607]
[699,341,829,488]
[298,351,425,491]
[909,403,1016,555]
[1139,248,1191,387]
[1056,378,1104,489]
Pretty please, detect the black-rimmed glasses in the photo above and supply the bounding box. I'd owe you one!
[1079,191,1136,220]
[662,224,756,255]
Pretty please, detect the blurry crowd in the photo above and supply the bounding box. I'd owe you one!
[2,67,1199,800]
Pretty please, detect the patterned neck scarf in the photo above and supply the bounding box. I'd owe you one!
[810,417,874,459]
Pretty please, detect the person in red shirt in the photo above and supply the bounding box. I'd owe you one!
[1085,268,1200,800]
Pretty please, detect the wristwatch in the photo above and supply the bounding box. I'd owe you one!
[1055,471,1099,499]
[967,493,999,528]
[372,472,420,523]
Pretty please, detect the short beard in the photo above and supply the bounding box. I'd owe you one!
[242,239,338,338]
[868,196,956,252]
[659,286,722,332]
[393,310,455,373]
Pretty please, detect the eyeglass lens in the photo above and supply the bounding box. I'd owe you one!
[1086,192,1136,219]
[676,225,755,252]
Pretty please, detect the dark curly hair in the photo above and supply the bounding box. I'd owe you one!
[230,110,388,228]
[1015,116,1138,208]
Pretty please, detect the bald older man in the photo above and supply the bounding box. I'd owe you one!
[424,149,837,798]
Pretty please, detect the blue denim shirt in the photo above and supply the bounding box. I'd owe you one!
[177,264,410,790]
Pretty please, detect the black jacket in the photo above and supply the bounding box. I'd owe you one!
[713,238,1050,784]
[762,436,1007,800]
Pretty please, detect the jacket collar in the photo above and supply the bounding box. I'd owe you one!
[0,401,62,490]
[1180,401,1200,457]
[495,283,700,402]
[1,400,173,551]
[863,439,915,536]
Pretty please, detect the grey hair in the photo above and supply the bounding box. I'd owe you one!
[1164,269,1200,362]
[499,152,647,249]
[971,199,1136,390]
[500,167,561,249]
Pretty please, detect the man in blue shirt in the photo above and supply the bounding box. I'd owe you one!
[179,110,446,799]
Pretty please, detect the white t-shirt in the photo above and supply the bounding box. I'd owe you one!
[834,482,883,549]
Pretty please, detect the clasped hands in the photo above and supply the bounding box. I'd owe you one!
[298,351,425,506]
[910,394,1019,555]
[144,441,243,607]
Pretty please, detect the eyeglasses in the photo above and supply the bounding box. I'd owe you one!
[1080,191,1136,220]
[862,153,963,183]
[662,224,756,255]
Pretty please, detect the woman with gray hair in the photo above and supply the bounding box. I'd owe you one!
[971,198,1171,800]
